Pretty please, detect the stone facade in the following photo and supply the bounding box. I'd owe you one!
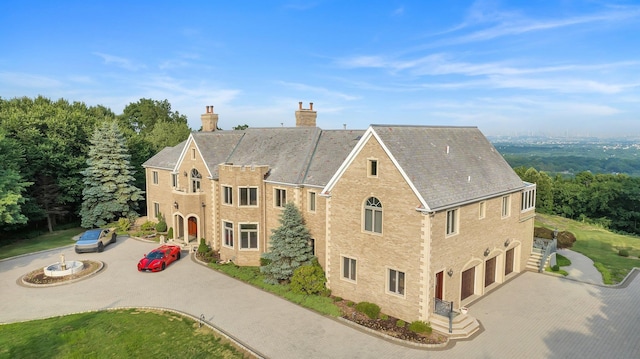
[142,106,536,324]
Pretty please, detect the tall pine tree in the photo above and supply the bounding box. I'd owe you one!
[80,121,144,228]
[261,202,315,284]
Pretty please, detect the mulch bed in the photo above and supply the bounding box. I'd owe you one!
[22,260,102,286]
[334,300,447,344]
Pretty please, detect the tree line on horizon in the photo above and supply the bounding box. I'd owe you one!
[0,96,192,238]
[515,167,640,235]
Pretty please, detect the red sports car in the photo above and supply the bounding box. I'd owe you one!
[137,245,182,272]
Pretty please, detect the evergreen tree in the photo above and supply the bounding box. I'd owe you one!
[80,121,144,228]
[261,202,315,284]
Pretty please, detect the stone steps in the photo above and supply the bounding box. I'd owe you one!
[430,312,480,339]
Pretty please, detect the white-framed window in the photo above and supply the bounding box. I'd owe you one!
[364,197,382,234]
[308,191,316,212]
[479,201,486,219]
[502,195,511,218]
[223,186,233,205]
[388,268,405,296]
[446,208,458,235]
[152,171,159,185]
[521,187,536,212]
[240,223,258,249]
[275,188,287,208]
[171,173,178,188]
[190,168,201,193]
[239,187,258,206]
[342,256,357,281]
[153,202,160,217]
[223,221,234,247]
[368,159,378,177]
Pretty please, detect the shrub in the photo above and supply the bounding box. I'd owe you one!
[396,320,406,328]
[167,227,173,239]
[619,249,630,257]
[197,238,209,253]
[355,302,381,319]
[408,320,432,334]
[141,221,156,231]
[380,314,389,320]
[155,221,167,233]
[333,296,343,302]
[260,257,271,267]
[290,260,327,295]
[117,217,131,232]
[557,231,576,249]
[552,264,560,271]
[346,301,355,307]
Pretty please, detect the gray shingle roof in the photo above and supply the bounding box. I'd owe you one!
[191,131,245,178]
[371,125,524,211]
[304,130,364,187]
[141,140,187,170]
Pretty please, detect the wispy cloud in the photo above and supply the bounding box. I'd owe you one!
[93,52,144,71]
[0,72,63,88]
[278,81,360,101]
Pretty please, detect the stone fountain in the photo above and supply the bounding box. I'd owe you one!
[43,253,84,277]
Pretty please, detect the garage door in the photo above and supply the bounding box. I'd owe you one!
[461,267,475,300]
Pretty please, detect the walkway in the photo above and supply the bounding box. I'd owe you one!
[557,248,604,285]
[1,237,639,358]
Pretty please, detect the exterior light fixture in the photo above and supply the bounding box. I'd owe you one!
[447,268,453,277]
[504,239,510,247]
[183,171,187,177]
[553,228,558,239]
[484,248,490,257]
[173,202,178,209]
[201,202,206,208]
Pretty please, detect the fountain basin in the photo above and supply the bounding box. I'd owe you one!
[44,261,84,277]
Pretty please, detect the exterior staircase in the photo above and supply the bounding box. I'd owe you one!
[526,250,549,272]
[430,312,480,339]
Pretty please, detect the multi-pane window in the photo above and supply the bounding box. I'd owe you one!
[342,256,357,281]
[152,171,159,185]
[275,188,287,208]
[446,208,458,235]
[521,187,536,212]
[368,159,378,177]
[364,197,382,233]
[223,221,234,247]
[191,168,201,193]
[502,195,511,217]
[223,186,233,205]
[240,223,258,249]
[479,201,486,219]
[171,173,177,188]
[239,187,258,206]
[153,202,160,217]
[388,269,405,295]
[308,191,316,212]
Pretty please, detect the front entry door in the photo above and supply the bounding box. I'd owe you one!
[485,257,496,287]
[461,267,475,300]
[435,271,444,300]
[505,248,514,275]
[188,217,197,239]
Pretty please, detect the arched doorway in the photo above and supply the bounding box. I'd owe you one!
[188,217,198,242]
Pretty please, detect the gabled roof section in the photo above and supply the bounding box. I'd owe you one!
[303,130,365,187]
[190,131,245,178]
[142,140,187,170]
[226,127,322,184]
[323,125,525,211]
[373,125,525,211]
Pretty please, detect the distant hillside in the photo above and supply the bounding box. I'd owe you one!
[491,139,640,177]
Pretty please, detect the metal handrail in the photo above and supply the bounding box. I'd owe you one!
[538,237,557,272]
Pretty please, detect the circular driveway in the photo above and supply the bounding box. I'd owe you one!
[1,237,639,358]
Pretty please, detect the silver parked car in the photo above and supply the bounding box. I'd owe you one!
[75,228,117,253]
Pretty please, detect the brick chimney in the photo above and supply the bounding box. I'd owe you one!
[201,105,219,132]
[295,102,317,127]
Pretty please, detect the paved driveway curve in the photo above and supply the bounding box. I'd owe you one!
[1,237,639,358]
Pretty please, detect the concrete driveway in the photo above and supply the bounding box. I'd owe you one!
[1,237,638,358]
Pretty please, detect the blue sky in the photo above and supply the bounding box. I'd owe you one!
[1,1,639,137]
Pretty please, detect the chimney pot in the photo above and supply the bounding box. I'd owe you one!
[309,102,313,110]
[299,101,303,110]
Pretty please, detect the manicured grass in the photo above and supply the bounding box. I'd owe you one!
[555,253,571,267]
[537,213,640,284]
[0,309,245,359]
[0,228,84,260]
[208,262,342,317]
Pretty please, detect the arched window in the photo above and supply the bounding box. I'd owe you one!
[364,197,382,233]
[190,168,202,193]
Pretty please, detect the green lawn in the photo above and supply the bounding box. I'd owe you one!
[0,227,84,260]
[0,309,246,359]
[536,213,640,284]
